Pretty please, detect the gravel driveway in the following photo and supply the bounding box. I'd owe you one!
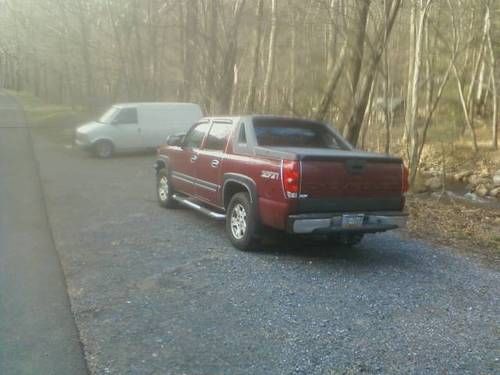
[32,129,499,375]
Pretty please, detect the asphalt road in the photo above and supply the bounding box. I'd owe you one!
[0,92,88,375]
[29,121,500,374]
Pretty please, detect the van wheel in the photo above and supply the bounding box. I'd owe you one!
[157,169,177,208]
[226,192,258,251]
[94,140,114,158]
[329,233,364,247]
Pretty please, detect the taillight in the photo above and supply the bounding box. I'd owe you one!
[282,160,300,198]
[402,164,409,193]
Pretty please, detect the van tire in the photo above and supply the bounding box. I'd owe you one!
[157,169,177,208]
[226,192,259,251]
[94,140,114,158]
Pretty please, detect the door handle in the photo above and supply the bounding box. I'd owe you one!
[191,155,198,162]
[211,159,220,168]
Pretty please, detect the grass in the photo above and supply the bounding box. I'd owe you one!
[8,90,92,144]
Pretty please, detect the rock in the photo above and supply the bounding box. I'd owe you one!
[489,187,500,198]
[468,174,490,187]
[468,174,480,185]
[464,192,479,201]
[493,170,500,187]
[479,168,490,178]
[413,185,428,194]
[453,170,473,182]
[475,184,489,197]
[424,177,442,191]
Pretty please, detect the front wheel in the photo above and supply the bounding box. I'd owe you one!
[157,169,177,208]
[93,140,114,158]
[226,192,259,251]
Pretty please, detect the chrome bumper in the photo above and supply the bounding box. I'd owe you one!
[288,212,408,234]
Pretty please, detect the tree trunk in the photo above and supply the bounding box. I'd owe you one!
[76,0,94,104]
[343,0,402,146]
[262,0,278,113]
[486,6,497,149]
[244,0,264,113]
[314,41,348,121]
[407,0,433,183]
[346,0,370,96]
[453,64,479,152]
[217,0,247,113]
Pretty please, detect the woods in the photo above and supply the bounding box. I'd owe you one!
[0,0,499,181]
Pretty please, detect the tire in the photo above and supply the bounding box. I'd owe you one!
[329,233,364,247]
[156,169,177,208]
[226,192,259,251]
[93,140,114,158]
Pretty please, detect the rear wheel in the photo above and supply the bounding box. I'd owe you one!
[329,233,364,247]
[226,192,259,251]
[93,140,114,158]
[157,169,177,208]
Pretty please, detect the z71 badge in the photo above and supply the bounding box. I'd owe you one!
[261,171,280,180]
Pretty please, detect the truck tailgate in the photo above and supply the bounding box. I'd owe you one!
[299,157,404,213]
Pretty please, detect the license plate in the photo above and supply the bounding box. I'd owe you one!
[341,214,365,228]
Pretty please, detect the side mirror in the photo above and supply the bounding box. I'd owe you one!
[166,134,185,147]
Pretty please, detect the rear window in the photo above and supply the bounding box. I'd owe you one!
[253,119,344,149]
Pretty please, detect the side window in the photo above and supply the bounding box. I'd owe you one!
[204,122,233,151]
[184,122,210,148]
[238,123,247,144]
[113,108,138,124]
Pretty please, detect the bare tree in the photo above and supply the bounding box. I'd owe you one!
[245,0,264,113]
[262,0,278,113]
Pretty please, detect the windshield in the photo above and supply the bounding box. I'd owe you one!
[253,118,345,149]
[98,107,119,124]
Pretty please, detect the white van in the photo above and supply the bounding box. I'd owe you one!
[75,102,203,158]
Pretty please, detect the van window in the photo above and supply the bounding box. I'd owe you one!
[205,122,233,151]
[184,122,210,148]
[113,108,138,125]
[98,107,119,124]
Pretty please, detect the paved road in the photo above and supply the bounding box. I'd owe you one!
[0,92,88,374]
[29,123,500,374]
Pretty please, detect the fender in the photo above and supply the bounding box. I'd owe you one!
[91,138,114,148]
[154,155,170,173]
[222,173,257,208]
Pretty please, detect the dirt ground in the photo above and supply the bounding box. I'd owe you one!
[405,194,500,265]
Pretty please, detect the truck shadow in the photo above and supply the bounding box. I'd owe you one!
[254,231,418,270]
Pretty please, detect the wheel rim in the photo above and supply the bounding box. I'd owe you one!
[158,176,169,202]
[230,203,247,240]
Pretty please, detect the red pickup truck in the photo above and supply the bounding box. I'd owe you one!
[155,116,408,250]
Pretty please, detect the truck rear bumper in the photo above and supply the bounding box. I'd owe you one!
[287,211,408,234]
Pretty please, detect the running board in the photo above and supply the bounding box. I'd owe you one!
[172,194,226,220]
